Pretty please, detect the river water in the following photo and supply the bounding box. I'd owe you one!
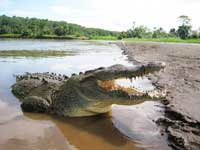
[0,39,170,150]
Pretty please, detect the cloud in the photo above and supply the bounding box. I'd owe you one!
[2,0,200,31]
[0,0,13,7]
[3,10,40,18]
[47,0,200,31]
[49,5,74,15]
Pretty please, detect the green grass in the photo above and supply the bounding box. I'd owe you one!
[39,35,77,39]
[0,34,21,38]
[0,50,78,57]
[123,37,200,44]
[39,35,89,40]
[0,34,117,40]
[90,36,118,40]
[1,34,200,44]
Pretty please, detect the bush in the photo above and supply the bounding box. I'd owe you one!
[177,25,191,39]
[0,26,11,34]
[21,29,32,37]
[190,31,199,39]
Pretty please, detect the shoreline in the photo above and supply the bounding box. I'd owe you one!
[0,35,87,40]
[1,36,200,44]
[117,42,200,150]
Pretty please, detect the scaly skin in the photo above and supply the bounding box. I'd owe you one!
[12,62,165,117]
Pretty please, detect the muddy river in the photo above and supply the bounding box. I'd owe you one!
[0,39,170,150]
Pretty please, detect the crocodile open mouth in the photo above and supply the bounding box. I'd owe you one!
[98,66,165,98]
[97,62,166,100]
[98,77,165,99]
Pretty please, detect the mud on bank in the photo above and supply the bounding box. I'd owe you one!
[117,42,200,150]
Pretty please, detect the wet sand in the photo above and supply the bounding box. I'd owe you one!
[0,116,75,150]
[24,113,138,150]
[117,42,200,149]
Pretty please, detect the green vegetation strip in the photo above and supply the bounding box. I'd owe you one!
[123,38,200,44]
[90,36,118,40]
[0,50,77,57]
[0,15,118,39]
[0,34,89,40]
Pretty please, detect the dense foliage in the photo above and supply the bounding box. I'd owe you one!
[118,16,200,40]
[0,15,199,40]
[0,15,118,38]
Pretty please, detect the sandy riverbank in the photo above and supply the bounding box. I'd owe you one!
[117,42,200,150]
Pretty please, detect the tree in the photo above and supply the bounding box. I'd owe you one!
[126,21,135,38]
[21,28,32,37]
[54,26,66,36]
[152,27,168,38]
[0,15,118,38]
[133,26,151,38]
[190,30,199,39]
[178,15,191,26]
[0,25,11,34]
[177,26,191,39]
[169,28,177,37]
[177,15,191,39]
[117,31,128,39]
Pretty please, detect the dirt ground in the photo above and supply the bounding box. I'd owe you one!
[117,42,200,150]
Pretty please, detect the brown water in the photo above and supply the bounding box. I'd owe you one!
[0,39,171,150]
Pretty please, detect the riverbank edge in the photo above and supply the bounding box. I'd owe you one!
[116,42,200,150]
[0,34,89,40]
[1,36,200,44]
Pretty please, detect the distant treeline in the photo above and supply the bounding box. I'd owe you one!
[0,15,118,39]
[118,16,200,40]
[0,15,199,40]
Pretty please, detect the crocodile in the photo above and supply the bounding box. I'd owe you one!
[12,62,165,117]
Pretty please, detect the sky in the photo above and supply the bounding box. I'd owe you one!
[0,0,199,31]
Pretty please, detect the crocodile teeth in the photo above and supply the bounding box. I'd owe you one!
[147,89,166,98]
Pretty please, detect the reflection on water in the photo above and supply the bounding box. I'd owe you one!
[25,113,138,150]
[112,102,169,150]
[0,116,76,150]
[0,39,120,52]
[0,39,170,150]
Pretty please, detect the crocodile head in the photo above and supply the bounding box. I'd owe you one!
[52,62,166,117]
